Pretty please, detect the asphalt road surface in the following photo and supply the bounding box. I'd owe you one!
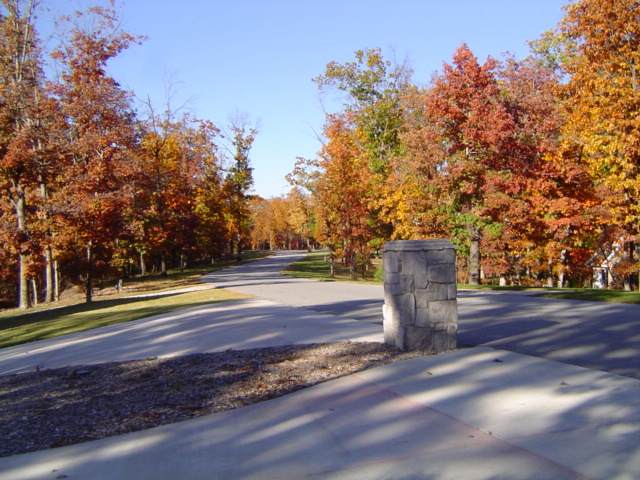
[204,251,640,379]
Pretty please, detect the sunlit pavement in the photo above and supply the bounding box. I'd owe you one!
[0,251,638,479]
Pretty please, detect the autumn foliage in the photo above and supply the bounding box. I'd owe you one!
[291,0,639,289]
[2,0,640,309]
[0,1,258,307]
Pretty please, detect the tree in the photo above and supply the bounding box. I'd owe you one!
[248,196,269,250]
[314,49,413,254]
[313,114,375,278]
[0,0,48,308]
[250,189,316,252]
[248,195,290,250]
[408,44,515,284]
[484,56,567,285]
[135,114,214,275]
[222,115,257,261]
[558,0,640,289]
[50,5,141,303]
[395,45,592,286]
[192,120,227,263]
[0,1,265,306]
[286,187,315,251]
[314,48,411,176]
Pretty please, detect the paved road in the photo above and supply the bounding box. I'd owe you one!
[203,252,384,323]
[205,251,640,379]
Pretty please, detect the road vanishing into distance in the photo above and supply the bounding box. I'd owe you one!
[204,251,640,379]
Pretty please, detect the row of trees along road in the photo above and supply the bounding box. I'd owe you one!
[253,0,640,289]
[4,0,640,308]
[0,1,258,308]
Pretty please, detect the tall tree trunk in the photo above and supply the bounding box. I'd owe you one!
[40,183,54,303]
[558,249,568,288]
[236,233,242,262]
[54,259,60,301]
[15,186,29,309]
[44,246,53,303]
[160,253,167,276]
[468,225,481,285]
[350,256,357,280]
[30,278,38,306]
[18,253,29,309]
[558,272,566,289]
[85,244,93,304]
[624,241,634,291]
[139,251,147,275]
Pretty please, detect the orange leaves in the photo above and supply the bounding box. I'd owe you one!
[249,192,312,250]
[135,119,221,263]
[418,45,510,214]
[558,0,640,236]
[311,114,377,273]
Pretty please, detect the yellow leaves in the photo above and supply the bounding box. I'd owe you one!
[560,0,640,219]
[249,193,313,249]
[140,132,180,167]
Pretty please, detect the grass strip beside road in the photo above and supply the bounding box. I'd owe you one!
[0,251,271,349]
[284,252,640,304]
[281,252,337,280]
[0,288,251,349]
[461,283,640,303]
[281,251,381,282]
[534,289,640,304]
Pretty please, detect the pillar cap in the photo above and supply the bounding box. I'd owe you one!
[382,239,455,252]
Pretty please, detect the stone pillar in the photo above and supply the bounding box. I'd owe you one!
[382,239,457,352]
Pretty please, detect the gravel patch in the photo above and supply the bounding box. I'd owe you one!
[0,341,431,457]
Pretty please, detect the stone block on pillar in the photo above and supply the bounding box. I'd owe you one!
[381,239,457,352]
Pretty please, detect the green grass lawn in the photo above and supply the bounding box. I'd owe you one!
[281,251,381,282]
[0,289,251,349]
[0,252,270,349]
[457,284,552,291]
[533,289,640,304]
[458,283,640,303]
[281,252,337,280]
[284,252,640,305]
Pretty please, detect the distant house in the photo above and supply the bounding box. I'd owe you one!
[588,243,622,289]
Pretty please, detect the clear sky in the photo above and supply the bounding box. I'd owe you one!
[46,0,569,198]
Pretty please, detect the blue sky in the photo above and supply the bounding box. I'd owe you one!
[47,1,568,198]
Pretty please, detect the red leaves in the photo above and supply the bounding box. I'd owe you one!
[394,42,602,285]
